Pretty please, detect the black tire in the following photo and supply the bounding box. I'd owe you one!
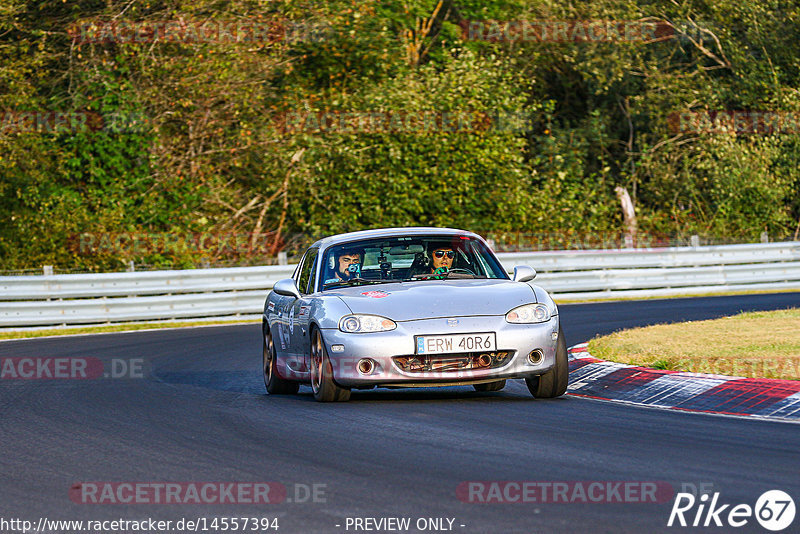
[473,380,506,392]
[263,324,299,395]
[525,326,568,398]
[310,328,351,402]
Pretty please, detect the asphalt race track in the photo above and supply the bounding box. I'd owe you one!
[2,293,799,533]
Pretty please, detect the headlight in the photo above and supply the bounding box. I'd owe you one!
[339,314,397,333]
[506,304,550,324]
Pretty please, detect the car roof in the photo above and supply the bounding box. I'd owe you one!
[310,227,483,250]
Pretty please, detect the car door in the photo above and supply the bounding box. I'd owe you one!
[271,262,299,356]
[290,247,319,371]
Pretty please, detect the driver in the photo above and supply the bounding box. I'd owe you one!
[428,244,455,274]
[329,248,363,282]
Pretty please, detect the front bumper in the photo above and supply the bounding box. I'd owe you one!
[319,315,559,388]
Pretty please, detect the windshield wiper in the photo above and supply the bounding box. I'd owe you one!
[324,278,400,289]
[407,273,443,281]
[408,271,486,281]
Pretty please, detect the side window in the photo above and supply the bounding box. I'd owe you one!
[297,248,319,295]
[306,259,318,294]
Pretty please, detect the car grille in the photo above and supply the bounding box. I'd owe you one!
[393,351,513,373]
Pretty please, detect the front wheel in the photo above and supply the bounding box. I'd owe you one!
[310,328,351,402]
[263,325,299,395]
[525,326,568,398]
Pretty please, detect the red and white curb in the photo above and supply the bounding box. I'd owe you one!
[567,343,800,422]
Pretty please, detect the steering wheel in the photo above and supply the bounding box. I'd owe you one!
[447,268,476,276]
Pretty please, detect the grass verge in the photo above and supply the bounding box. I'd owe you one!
[587,308,800,380]
[0,319,260,341]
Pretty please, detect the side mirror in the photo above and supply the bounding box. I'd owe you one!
[512,265,537,283]
[272,278,302,299]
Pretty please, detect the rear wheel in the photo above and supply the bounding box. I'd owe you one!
[310,328,351,402]
[263,325,299,395]
[473,380,506,392]
[525,326,568,398]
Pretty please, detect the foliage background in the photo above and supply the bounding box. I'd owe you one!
[1,0,798,270]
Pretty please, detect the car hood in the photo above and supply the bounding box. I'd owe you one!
[327,279,537,321]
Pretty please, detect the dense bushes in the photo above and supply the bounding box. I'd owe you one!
[1,0,798,270]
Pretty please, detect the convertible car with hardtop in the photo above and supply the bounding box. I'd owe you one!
[262,227,567,402]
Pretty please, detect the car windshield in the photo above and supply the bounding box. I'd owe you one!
[321,235,507,290]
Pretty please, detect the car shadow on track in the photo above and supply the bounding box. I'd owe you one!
[281,381,573,404]
[154,370,573,404]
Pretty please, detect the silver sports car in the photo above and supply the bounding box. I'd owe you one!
[262,227,567,402]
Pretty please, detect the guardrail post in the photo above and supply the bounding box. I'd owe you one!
[43,265,53,276]
[278,252,288,265]
[127,260,135,272]
[690,235,700,248]
[761,232,769,243]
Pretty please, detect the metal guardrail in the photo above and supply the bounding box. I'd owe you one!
[1,242,799,328]
[0,265,296,300]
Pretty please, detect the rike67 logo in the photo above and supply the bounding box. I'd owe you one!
[668,490,795,531]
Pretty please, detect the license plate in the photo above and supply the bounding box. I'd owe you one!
[415,332,496,355]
